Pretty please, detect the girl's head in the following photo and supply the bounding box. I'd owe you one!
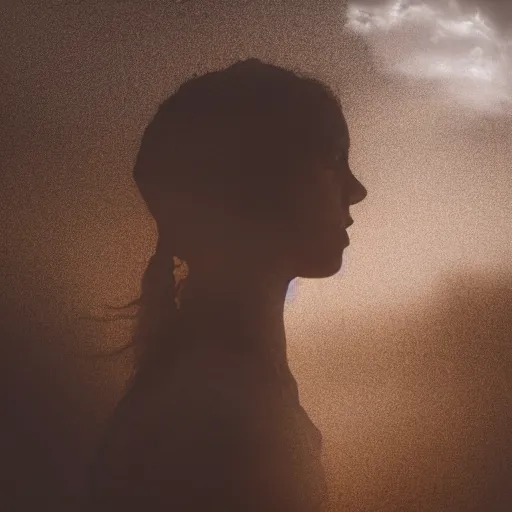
[134,58,367,284]
[100,58,367,381]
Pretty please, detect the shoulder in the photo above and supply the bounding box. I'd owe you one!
[87,344,295,506]
[99,340,278,458]
[90,346,251,475]
[119,342,267,436]
[114,346,272,466]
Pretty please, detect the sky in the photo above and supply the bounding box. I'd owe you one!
[1,0,511,510]
[287,0,511,332]
[286,1,512,324]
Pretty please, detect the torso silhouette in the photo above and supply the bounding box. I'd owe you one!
[85,332,327,511]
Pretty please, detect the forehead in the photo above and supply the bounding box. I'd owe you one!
[305,105,349,154]
[258,99,350,166]
[337,113,350,148]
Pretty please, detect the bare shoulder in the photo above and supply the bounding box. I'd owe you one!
[119,342,265,427]
[86,345,266,506]
[162,341,267,413]
[92,343,262,473]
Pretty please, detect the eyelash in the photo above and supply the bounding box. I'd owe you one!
[333,152,348,168]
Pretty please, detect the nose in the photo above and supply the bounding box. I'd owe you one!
[348,174,367,206]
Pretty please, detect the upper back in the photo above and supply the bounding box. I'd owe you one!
[85,339,326,511]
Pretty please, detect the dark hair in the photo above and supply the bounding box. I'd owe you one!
[81,58,345,389]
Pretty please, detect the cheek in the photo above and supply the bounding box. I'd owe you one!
[321,172,344,213]
[254,175,342,253]
[291,192,342,232]
[298,171,343,221]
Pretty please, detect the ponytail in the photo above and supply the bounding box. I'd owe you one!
[79,246,190,389]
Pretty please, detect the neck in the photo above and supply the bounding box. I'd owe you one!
[176,266,291,369]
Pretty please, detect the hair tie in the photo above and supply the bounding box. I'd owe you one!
[148,236,189,311]
[172,256,189,311]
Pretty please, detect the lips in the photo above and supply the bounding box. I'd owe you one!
[344,216,354,228]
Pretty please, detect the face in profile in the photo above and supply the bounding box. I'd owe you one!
[172,103,367,286]
[277,111,367,279]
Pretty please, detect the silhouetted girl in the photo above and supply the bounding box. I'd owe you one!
[84,58,367,511]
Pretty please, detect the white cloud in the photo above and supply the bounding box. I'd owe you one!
[345,0,512,114]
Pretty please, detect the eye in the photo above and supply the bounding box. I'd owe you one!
[333,150,348,168]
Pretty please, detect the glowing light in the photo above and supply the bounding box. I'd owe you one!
[286,278,300,304]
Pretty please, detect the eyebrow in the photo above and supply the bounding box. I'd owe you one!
[338,137,349,156]
[337,131,350,151]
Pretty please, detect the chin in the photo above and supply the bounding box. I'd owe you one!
[299,250,344,278]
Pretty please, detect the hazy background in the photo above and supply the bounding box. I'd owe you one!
[1,0,511,510]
